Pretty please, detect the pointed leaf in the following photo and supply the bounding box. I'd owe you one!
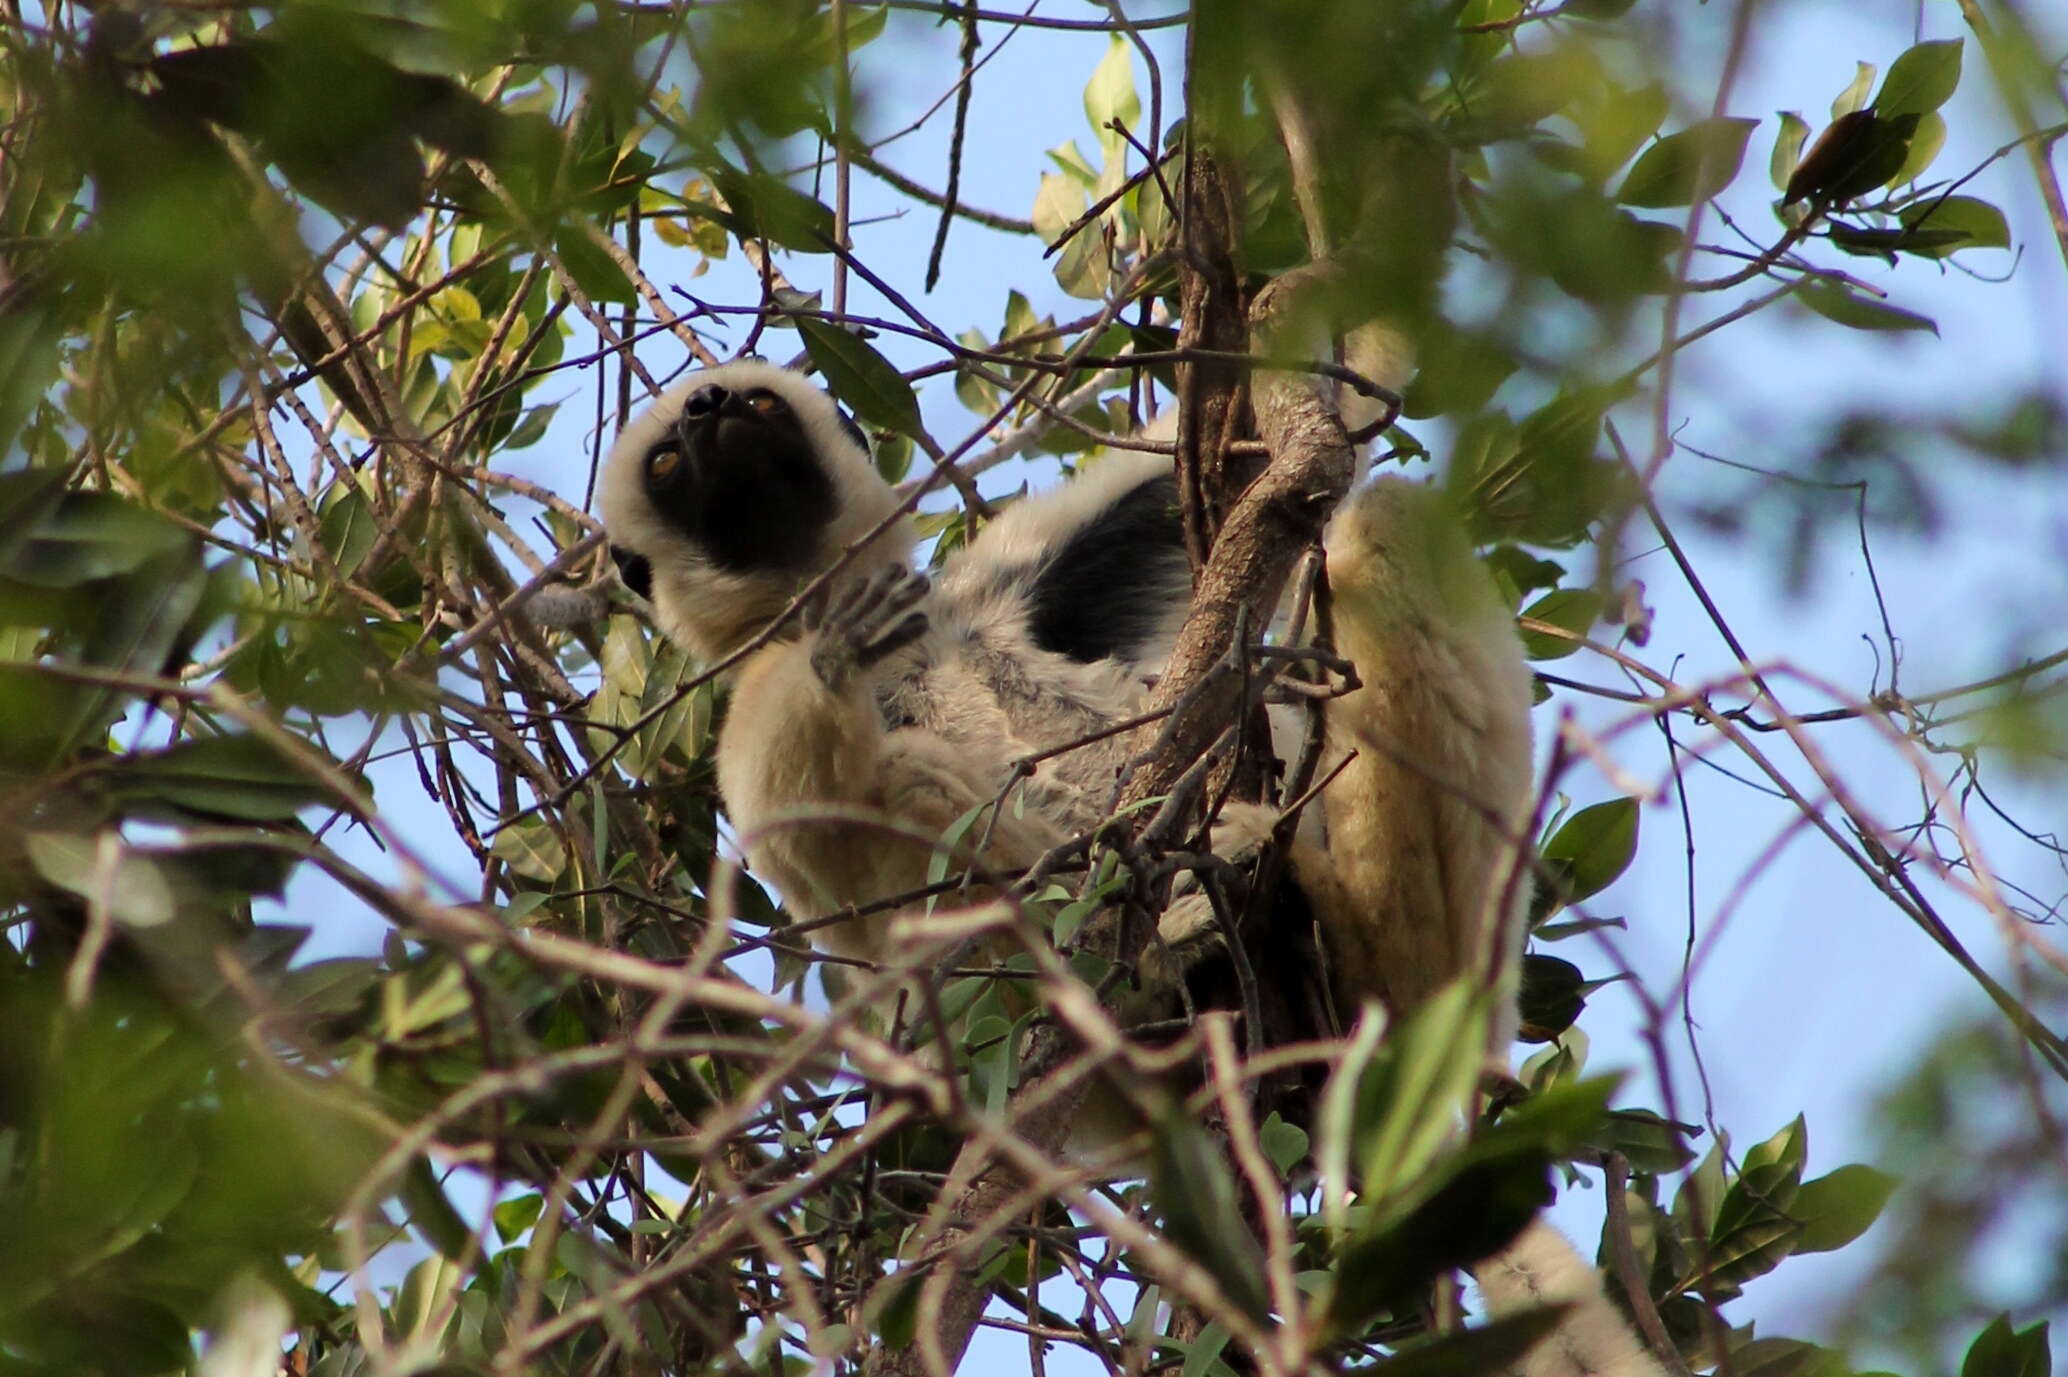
[1617,117,1758,208]
[1785,110,1920,205]
[1832,62,1877,119]
[1962,1315,2051,1377]
[1793,1163,1899,1253]
[1150,1111,1270,1322]
[1519,588,1603,660]
[1083,37,1140,150]
[1540,798,1639,903]
[1797,281,1938,335]
[1874,39,1963,119]
[796,318,924,437]
[110,733,342,822]
[1769,112,1810,192]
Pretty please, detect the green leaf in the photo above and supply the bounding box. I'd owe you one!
[1360,1308,1575,1377]
[1886,109,1947,188]
[1617,117,1758,207]
[1797,281,1938,335]
[1519,1027,1587,1092]
[1731,1337,1851,1377]
[1472,48,1603,133]
[1404,323,1517,419]
[1591,1108,1699,1174]
[1962,1315,2052,1377]
[0,468,70,571]
[1259,1113,1309,1177]
[95,1120,203,1265]
[492,818,568,882]
[1874,39,1963,119]
[796,318,924,437]
[1560,80,1668,185]
[1898,195,2011,257]
[1793,1164,1899,1253]
[706,166,838,252]
[494,1192,545,1244]
[111,733,342,822]
[1832,61,1877,119]
[1691,1117,1808,1290]
[317,486,380,577]
[1323,1079,1615,1337]
[25,832,178,928]
[1179,1323,1233,1377]
[1354,982,1490,1209]
[1083,36,1140,150]
[1032,171,1086,245]
[1769,112,1810,192]
[5,492,190,588]
[400,1155,475,1260]
[1515,954,1587,1040]
[1150,1110,1270,1322]
[1483,547,1564,605]
[964,1013,1015,1114]
[1519,588,1602,660]
[873,1269,923,1350]
[552,224,635,305]
[1540,798,1639,904]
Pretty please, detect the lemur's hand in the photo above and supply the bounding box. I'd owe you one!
[805,566,930,691]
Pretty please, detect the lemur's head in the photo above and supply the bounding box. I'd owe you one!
[598,360,910,661]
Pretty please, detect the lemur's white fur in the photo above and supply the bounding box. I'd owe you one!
[1480,1220,1668,1377]
[599,359,1664,1377]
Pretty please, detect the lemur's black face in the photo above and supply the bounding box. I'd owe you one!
[637,381,839,575]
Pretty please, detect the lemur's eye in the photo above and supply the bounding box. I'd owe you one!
[647,445,684,486]
[744,389,786,416]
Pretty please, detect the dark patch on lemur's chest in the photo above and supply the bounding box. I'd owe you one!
[1023,473,1186,665]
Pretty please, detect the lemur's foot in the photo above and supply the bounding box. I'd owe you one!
[1158,801,1283,950]
[806,566,930,689]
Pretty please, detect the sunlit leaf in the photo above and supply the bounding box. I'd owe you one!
[1617,117,1758,207]
[1874,39,1963,119]
[492,818,568,882]
[1519,587,1602,660]
[1540,798,1639,904]
[1793,1164,1899,1253]
[1083,36,1141,151]
[1885,109,1947,187]
[1831,61,1877,119]
[1769,111,1810,192]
